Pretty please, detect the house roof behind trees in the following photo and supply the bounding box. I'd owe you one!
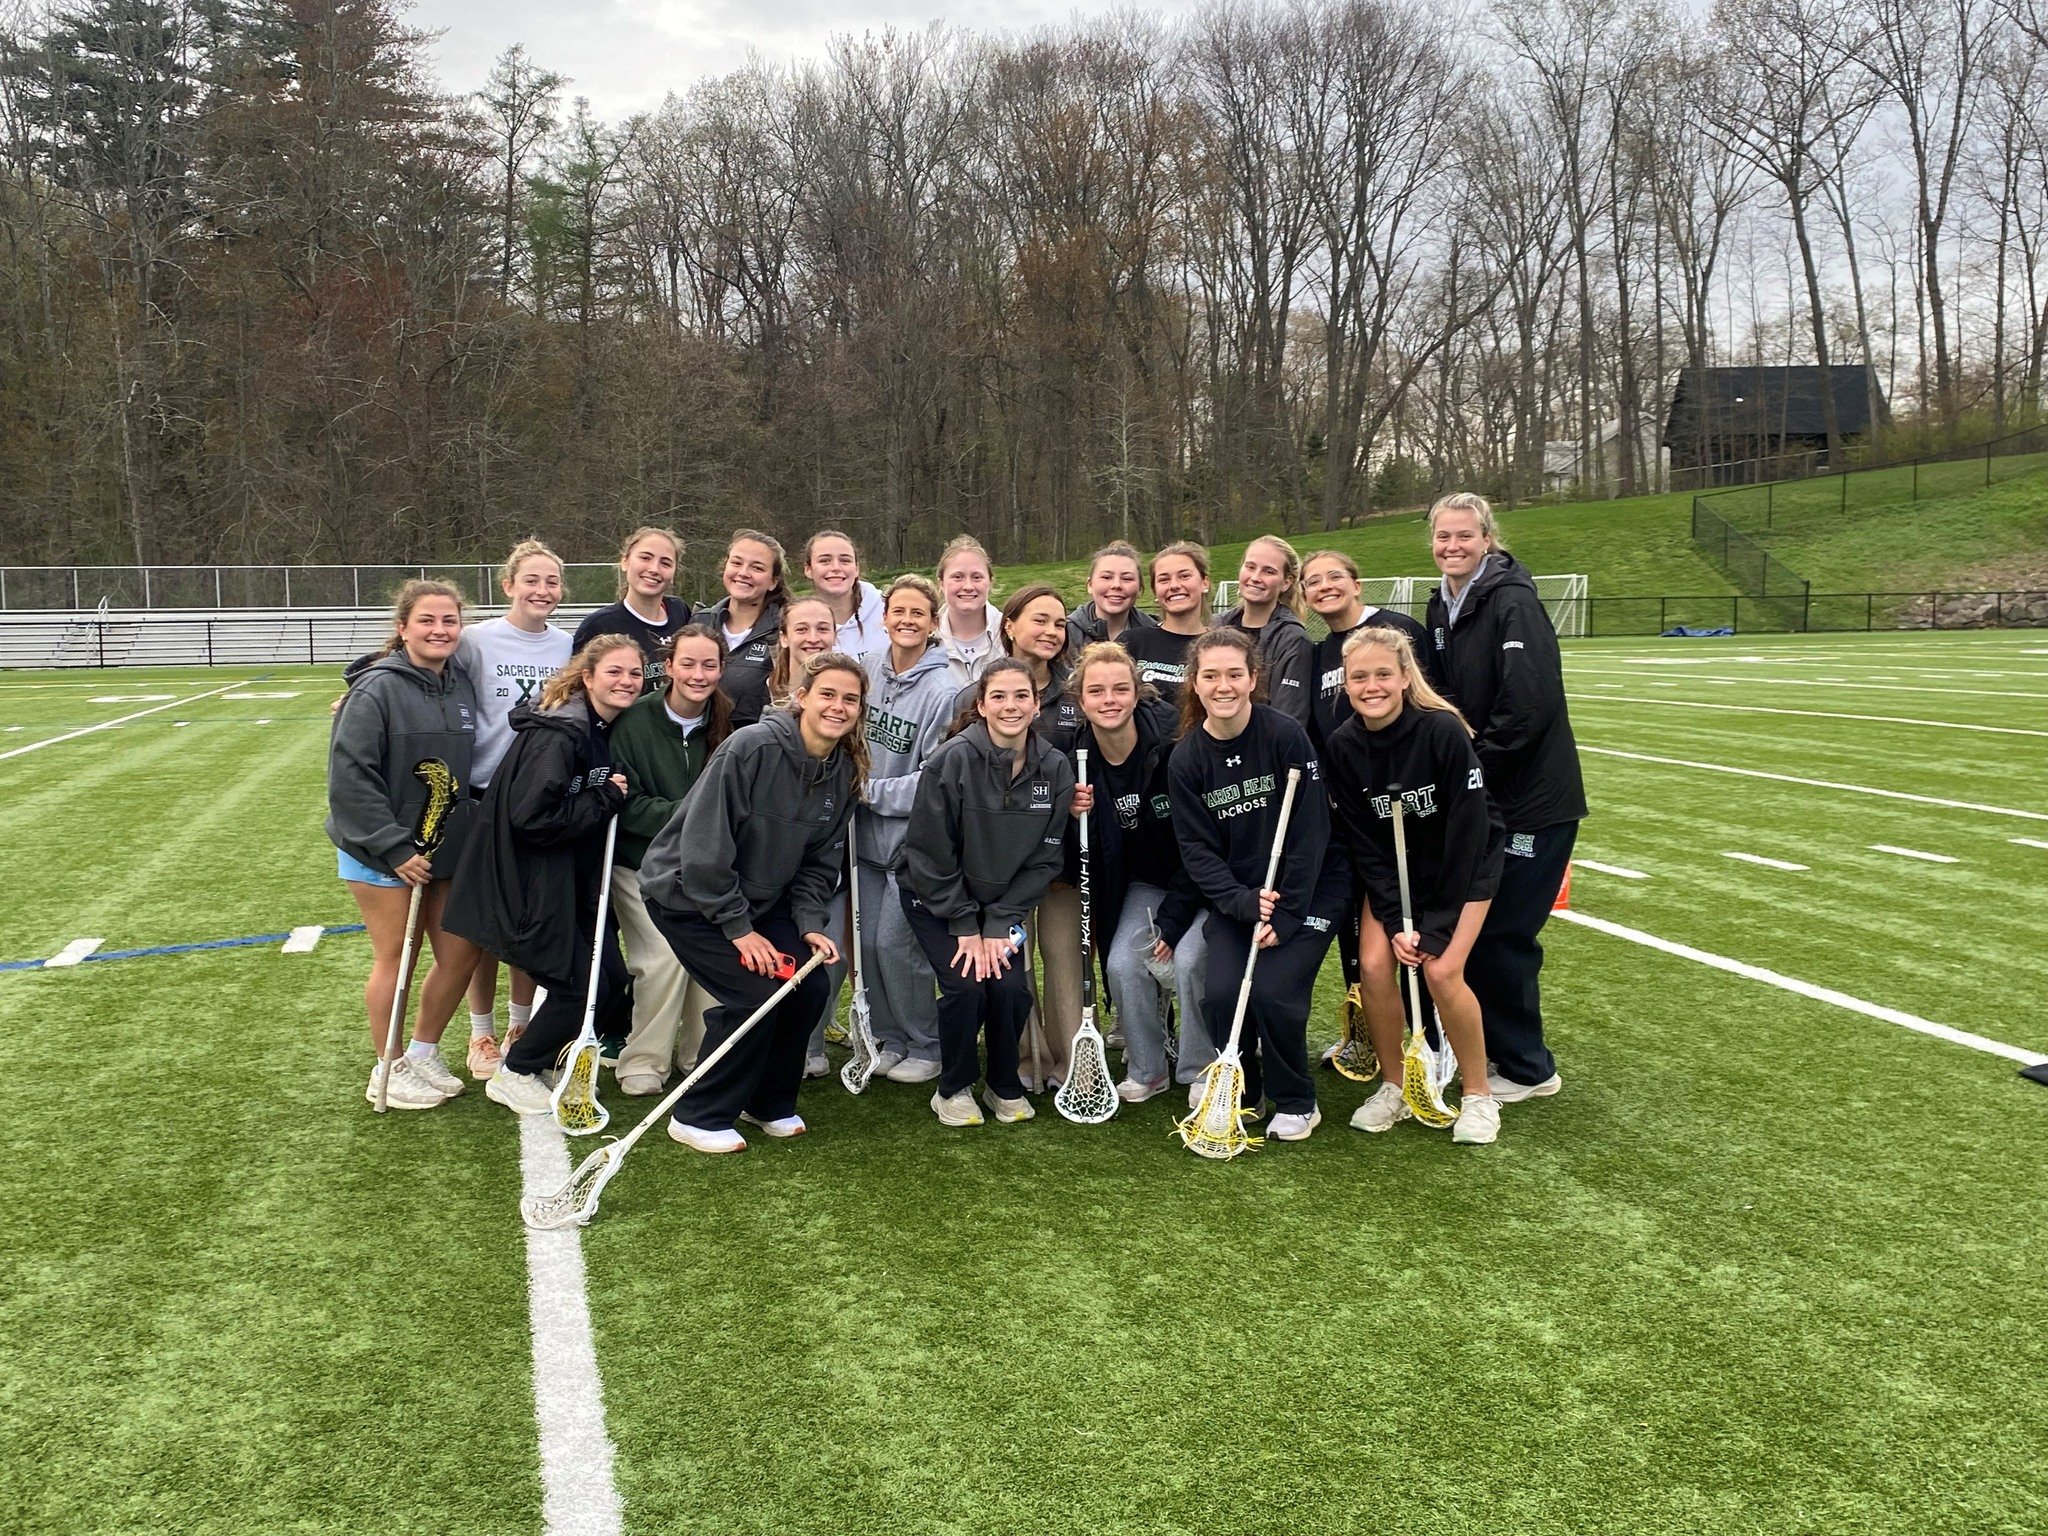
[1663,365,1888,446]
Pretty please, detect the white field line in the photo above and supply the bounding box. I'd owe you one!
[2012,837,2048,851]
[1723,852,1808,871]
[1566,692,2048,739]
[0,682,242,760]
[1869,844,1959,864]
[1554,910,2048,1069]
[1568,667,2048,701]
[281,925,325,954]
[1575,859,1650,879]
[519,1114,626,1536]
[1580,746,2048,822]
[44,937,103,968]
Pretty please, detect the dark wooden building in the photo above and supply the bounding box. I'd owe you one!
[1663,365,1888,485]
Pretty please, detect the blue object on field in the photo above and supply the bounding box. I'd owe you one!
[1660,625,1736,637]
[0,923,368,974]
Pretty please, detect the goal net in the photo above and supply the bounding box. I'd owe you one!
[1210,573,1587,639]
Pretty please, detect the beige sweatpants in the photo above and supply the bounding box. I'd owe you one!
[1027,883,1084,1085]
[610,864,711,1081]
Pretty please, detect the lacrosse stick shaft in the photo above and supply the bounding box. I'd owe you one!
[1218,766,1302,1060]
[845,842,864,994]
[1389,793,1424,1037]
[373,883,427,1113]
[577,817,621,1038]
[1077,750,1093,1016]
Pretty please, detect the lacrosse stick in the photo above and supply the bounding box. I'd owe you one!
[523,950,828,1230]
[1329,980,1378,1083]
[1176,767,1301,1160]
[550,816,619,1136]
[839,853,881,1094]
[1057,751,1117,1124]
[1390,786,1455,1127]
[374,758,460,1113]
[1141,905,1178,1071]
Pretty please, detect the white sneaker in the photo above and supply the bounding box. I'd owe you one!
[982,1086,1035,1123]
[931,1089,984,1127]
[1018,1070,1044,1094]
[617,1072,666,1097]
[1266,1107,1322,1142]
[803,1053,830,1079]
[666,1121,747,1153]
[1486,1071,1561,1103]
[366,1058,445,1110]
[739,1112,807,1139]
[407,1050,465,1098]
[1318,1041,1342,1067]
[885,1055,942,1084]
[1350,1082,1412,1133]
[466,1034,503,1079]
[1453,1095,1502,1145]
[871,1048,906,1076]
[485,1067,553,1116]
[1116,1076,1169,1104]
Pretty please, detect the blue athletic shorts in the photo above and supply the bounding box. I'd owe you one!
[337,847,404,888]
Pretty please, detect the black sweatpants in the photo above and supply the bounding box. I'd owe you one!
[648,901,829,1131]
[901,888,1032,1100]
[1201,892,1344,1116]
[504,916,631,1078]
[1467,820,1577,1087]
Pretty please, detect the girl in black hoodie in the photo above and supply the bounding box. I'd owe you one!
[1325,626,1506,1145]
[1167,628,1348,1141]
[445,636,640,1118]
[696,528,791,726]
[1216,535,1315,725]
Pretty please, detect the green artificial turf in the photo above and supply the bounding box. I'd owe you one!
[2,638,2045,1535]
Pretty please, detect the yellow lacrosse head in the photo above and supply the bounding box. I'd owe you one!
[411,758,460,854]
[1331,983,1378,1083]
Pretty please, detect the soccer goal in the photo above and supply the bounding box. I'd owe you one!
[1211,573,1587,639]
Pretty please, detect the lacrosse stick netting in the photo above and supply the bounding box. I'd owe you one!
[840,850,880,1095]
[1389,790,1454,1127]
[550,815,620,1136]
[1057,750,1118,1124]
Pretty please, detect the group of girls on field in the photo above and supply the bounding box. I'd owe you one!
[326,493,1584,1147]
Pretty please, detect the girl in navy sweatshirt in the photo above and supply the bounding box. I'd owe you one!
[1324,626,1506,1145]
[1166,628,1347,1141]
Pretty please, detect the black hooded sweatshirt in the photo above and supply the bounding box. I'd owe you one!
[1167,704,1346,946]
[1423,551,1587,831]
[1060,703,1203,954]
[950,660,1081,753]
[443,696,626,982]
[1123,624,1203,705]
[900,722,1076,939]
[573,597,693,694]
[693,595,785,727]
[1218,602,1314,726]
[1309,606,1434,750]
[1066,600,1161,654]
[1325,705,1505,955]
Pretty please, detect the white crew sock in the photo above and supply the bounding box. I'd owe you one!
[405,1039,438,1062]
[469,1010,496,1039]
[508,1001,533,1030]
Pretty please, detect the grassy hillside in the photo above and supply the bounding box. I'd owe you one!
[1736,473,2048,593]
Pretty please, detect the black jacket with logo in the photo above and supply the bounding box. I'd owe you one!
[1423,551,1587,831]
[1066,600,1161,654]
[573,597,693,694]
[900,722,1076,939]
[1218,602,1315,726]
[1326,705,1504,955]
[1060,704,1203,954]
[1123,624,1201,705]
[694,596,785,727]
[1309,607,1435,750]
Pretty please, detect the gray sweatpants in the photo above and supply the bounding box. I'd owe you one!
[1106,883,1209,1087]
[809,863,940,1063]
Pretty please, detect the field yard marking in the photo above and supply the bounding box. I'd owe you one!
[1569,668,2048,700]
[1576,859,1650,879]
[281,925,326,954]
[1723,852,1808,871]
[519,1115,627,1536]
[1554,910,2048,1068]
[1567,692,2048,739]
[0,682,242,760]
[1580,746,2048,822]
[1869,844,1959,864]
[44,937,103,968]
[219,690,301,700]
[2012,837,2048,851]
[0,923,366,974]
[88,693,174,703]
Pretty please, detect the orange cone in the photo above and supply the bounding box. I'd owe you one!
[1551,863,1573,912]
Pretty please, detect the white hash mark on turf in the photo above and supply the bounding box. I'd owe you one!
[0,682,242,761]
[1568,693,2048,739]
[2012,838,2048,851]
[1868,844,1959,864]
[1553,910,2048,1069]
[520,1113,626,1536]
[281,926,324,954]
[1579,747,2048,823]
[1575,859,1649,879]
[44,937,104,968]
[1723,852,1808,871]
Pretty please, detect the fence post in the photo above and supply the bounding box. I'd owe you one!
[96,622,105,667]
[215,569,222,608]
[1840,473,1847,513]
[1766,481,1774,528]
[1930,591,1938,629]
[353,568,361,607]
[1659,597,1667,633]
[73,569,80,609]
[206,620,214,666]
[1802,588,1811,633]
[284,567,292,608]
[308,619,315,665]
[1997,592,2004,627]
[1986,443,1992,485]
[1731,597,1740,634]
[1865,593,1873,631]
[1912,461,1920,501]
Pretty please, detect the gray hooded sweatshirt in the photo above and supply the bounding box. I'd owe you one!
[637,708,855,939]
[325,651,479,876]
[858,642,959,870]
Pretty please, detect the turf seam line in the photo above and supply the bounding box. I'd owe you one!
[1568,692,2048,739]
[1555,909,2048,1068]
[0,923,367,973]
[1581,746,2048,822]
[0,681,245,760]
[519,1114,626,1536]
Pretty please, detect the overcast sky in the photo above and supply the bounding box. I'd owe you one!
[408,0,1210,118]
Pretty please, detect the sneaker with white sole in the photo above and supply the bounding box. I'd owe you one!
[485,1067,554,1116]
[1350,1082,1412,1133]
[667,1121,746,1153]
[803,1052,830,1079]
[467,1034,503,1079]
[1453,1095,1502,1145]
[739,1112,807,1138]
[616,1072,666,1097]
[930,1089,984,1127]
[1486,1071,1561,1103]
[408,1051,465,1098]
[871,1047,907,1077]
[1116,1076,1169,1104]
[365,1058,446,1110]
[1266,1107,1322,1141]
[885,1055,942,1084]
[982,1087,1035,1123]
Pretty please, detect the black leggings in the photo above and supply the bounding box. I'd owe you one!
[1201,893,1344,1116]
[900,888,1033,1100]
[503,917,630,1078]
[1468,821,1576,1087]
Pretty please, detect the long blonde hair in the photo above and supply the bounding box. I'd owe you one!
[1340,626,1470,733]
[540,634,642,711]
[788,651,872,800]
